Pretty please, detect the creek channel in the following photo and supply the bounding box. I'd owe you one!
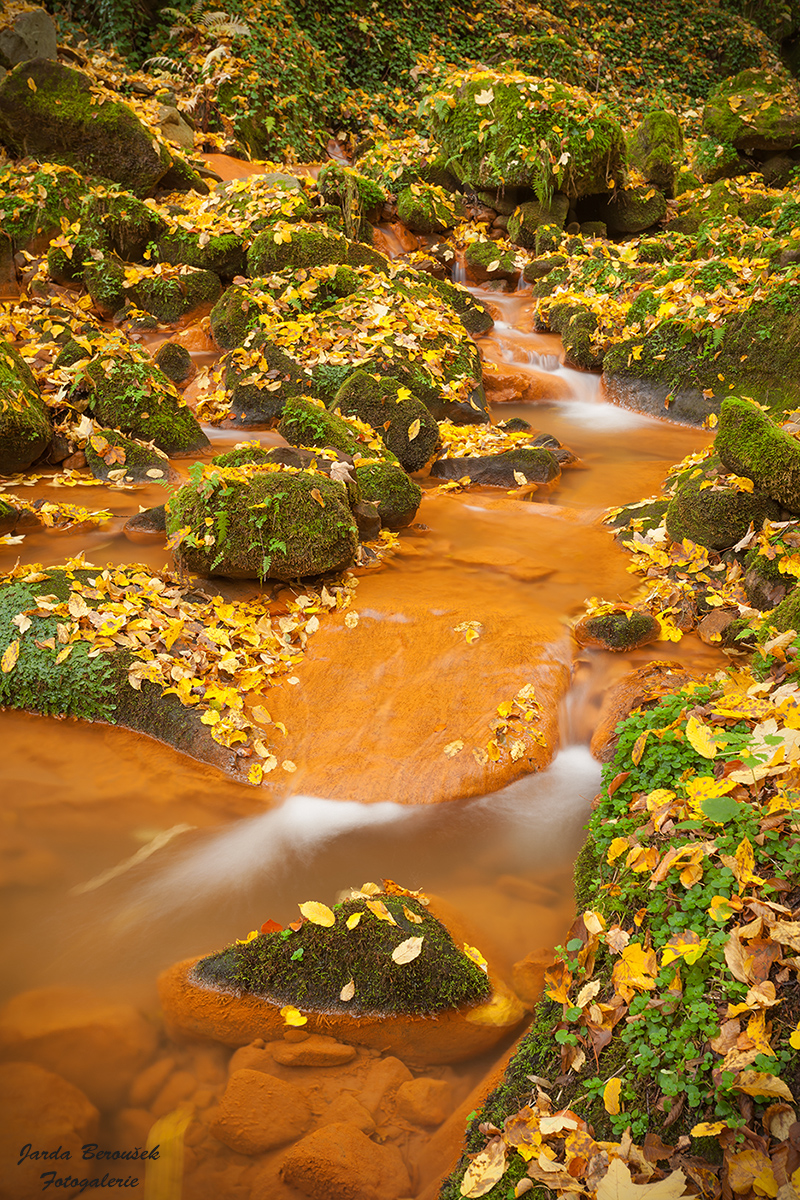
[0,178,727,1198]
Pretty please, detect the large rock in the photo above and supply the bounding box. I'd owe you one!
[703,68,800,152]
[247,222,347,275]
[426,69,625,195]
[80,355,209,456]
[0,61,172,195]
[353,461,422,530]
[0,1063,99,1200]
[0,339,52,473]
[627,110,683,195]
[334,371,439,472]
[507,195,569,248]
[0,7,57,68]
[165,463,359,580]
[430,447,561,488]
[0,986,158,1110]
[665,451,780,549]
[716,396,800,512]
[280,1122,412,1200]
[595,184,667,234]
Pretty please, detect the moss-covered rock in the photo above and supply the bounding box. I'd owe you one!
[703,68,800,152]
[665,453,780,548]
[597,185,667,234]
[81,356,209,456]
[193,891,490,1015]
[574,608,661,651]
[353,461,422,530]
[0,161,84,254]
[317,163,385,240]
[345,240,391,273]
[692,135,745,185]
[627,110,684,196]
[522,253,567,283]
[246,222,347,276]
[396,182,465,235]
[430,447,561,487]
[82,188,167,261]
[165,463,359,580]
[157,229,246,279]
[83,255,127,319]
[0,61,173,196]
[715,396,800,512]
[334,372,439,472]
[209,283,261,350]
[0,340,52,474]
[84,429,172,484]
[134,266,222,323]
[507,195,569,248]
[464,239,518,283]
[278,395,369,458]
[153,342,194,386]
[546,302,602,371]
[223,337,311,425]
[425,276,494,335]
[424,70,625,197]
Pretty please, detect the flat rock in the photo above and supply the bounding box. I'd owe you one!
[271,1034,357,1067]
[280,1121,412,1200]
[210,1068,310,1154]
[396,1077,453,1126]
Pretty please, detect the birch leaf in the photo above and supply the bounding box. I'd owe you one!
[391,935,424,963]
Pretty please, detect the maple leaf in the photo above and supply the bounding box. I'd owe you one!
[612,942,657,1001]
[474,87,494,106]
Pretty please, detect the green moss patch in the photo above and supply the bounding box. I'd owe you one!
[193,888,492,1016]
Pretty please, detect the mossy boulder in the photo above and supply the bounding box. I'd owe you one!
[665,454,780,549]
[0,340,52,474]
[81,357,209,456]
[134,266,222,324]
[425,276,494,335]
[715,396,800,512]
[165,464,359,580]
[345,240,391,273]
[628,110,684,196]
[278,395,379,459]
[574,608,661,651]
[353,461,423,529]
[84,429,172,485]
[334,372,439,472]
[464,239,518,284]
[223,337,311,425]
[209,283,261,350]
[0,161,84,254]
[396,183,465,235]
[703,68,800,152]
[153,342,194,386]
[83,189,167,261]
[596,185,667,235]
[82,256,128,319]
[546,302,602,371]
[0,61,173,196]
[507,195,569,249]
[523,253,567,283]
[246,223,347,276]
[430,447,561,488]
[193,891,491,1016]
[157,229,246,280]
[425,70,625,197]
[692,136,745,186]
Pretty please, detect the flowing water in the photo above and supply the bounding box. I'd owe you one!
[0,168,724,1199]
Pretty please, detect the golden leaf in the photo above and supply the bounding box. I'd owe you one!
[603,1077,623,1114]
[460,1137,506,1198]
[733,1071,792,1101]
[366,898,397,925]
[403,904,424,924]
[690,1120,727,1136]
[463,943,489,973]
[685,715,719,759]
[298,900,335,927]
[444,740,465,757]
[407,418,421,441]
[1,639,20,673]
[391,935,424,964]
[280,1005,307,1027]
[339,979,355,1001]
[596,1158,687,1200]
[346,912,362,930]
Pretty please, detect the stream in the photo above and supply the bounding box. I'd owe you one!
[0,183,725,1198]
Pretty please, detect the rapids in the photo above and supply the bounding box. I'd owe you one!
[0,170,725,1197]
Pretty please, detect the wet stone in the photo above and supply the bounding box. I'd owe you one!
[270,1033,357,1067]
[280,1121,412,1200]
[210,1068,311,1154]
[395,1077,453,1126]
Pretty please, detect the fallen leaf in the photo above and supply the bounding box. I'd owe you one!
[280,1005,307,1027]
[461,1137,506,1197]
[339,979,355,1001]
[603,1077,623,1114]
[391,935,424,963]
[733,1071,793,1101]
[346,911,362,930]
[299,900,335,927]
[366,898,397,925]
[1,639,19,673]
[596,1157,687,1200]
[407,418,421,441]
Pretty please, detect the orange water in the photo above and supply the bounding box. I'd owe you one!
[0,168,719,1197]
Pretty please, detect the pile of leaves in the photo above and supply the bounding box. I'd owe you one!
[0,554,364,781]
[443,656,800,1200]
[194,879,494,1015]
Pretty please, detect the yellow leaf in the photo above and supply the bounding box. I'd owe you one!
[346,911,362,930]
[708,894,743,923]
[247,762,263,785]
[463,943,489,973]
[344,611,359,629]
[596,1157,687,1200]
[407,418,421,441]
[339,978,355,1001]
[732,1070,792,1100]
[661,930,709,967]
[396,387,412,401]
[460,1137,506,1197]
[607,836,630,864]
[790,1020,800,1051]
[603,1077,623,1114]
[404,904,424,925]
[366,898,397,925]
[1,639,20,673]
[686,715,719,759]
[612,941,657,1000]
[55,645,73,665]
[474,87,495,106]
[690,1120,727,1136]
[391,935,424,964]
[444,740,464,757]
[280,1005,307,1027]
[299,900,335,927]
[734,836,764,891]
[27,76,37,92]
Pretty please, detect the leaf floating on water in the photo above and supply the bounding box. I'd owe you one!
[346,911,363,930]
[280,1005,307,1027]
[391,935,424,964]
[344,611,359,628]
[340,978,355,1001]
[299,900,335,927]
[1,639,19,673]
[444,740,464,757]
[282,759,297,773]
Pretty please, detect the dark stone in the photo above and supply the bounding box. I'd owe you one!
[430,447,561,487]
